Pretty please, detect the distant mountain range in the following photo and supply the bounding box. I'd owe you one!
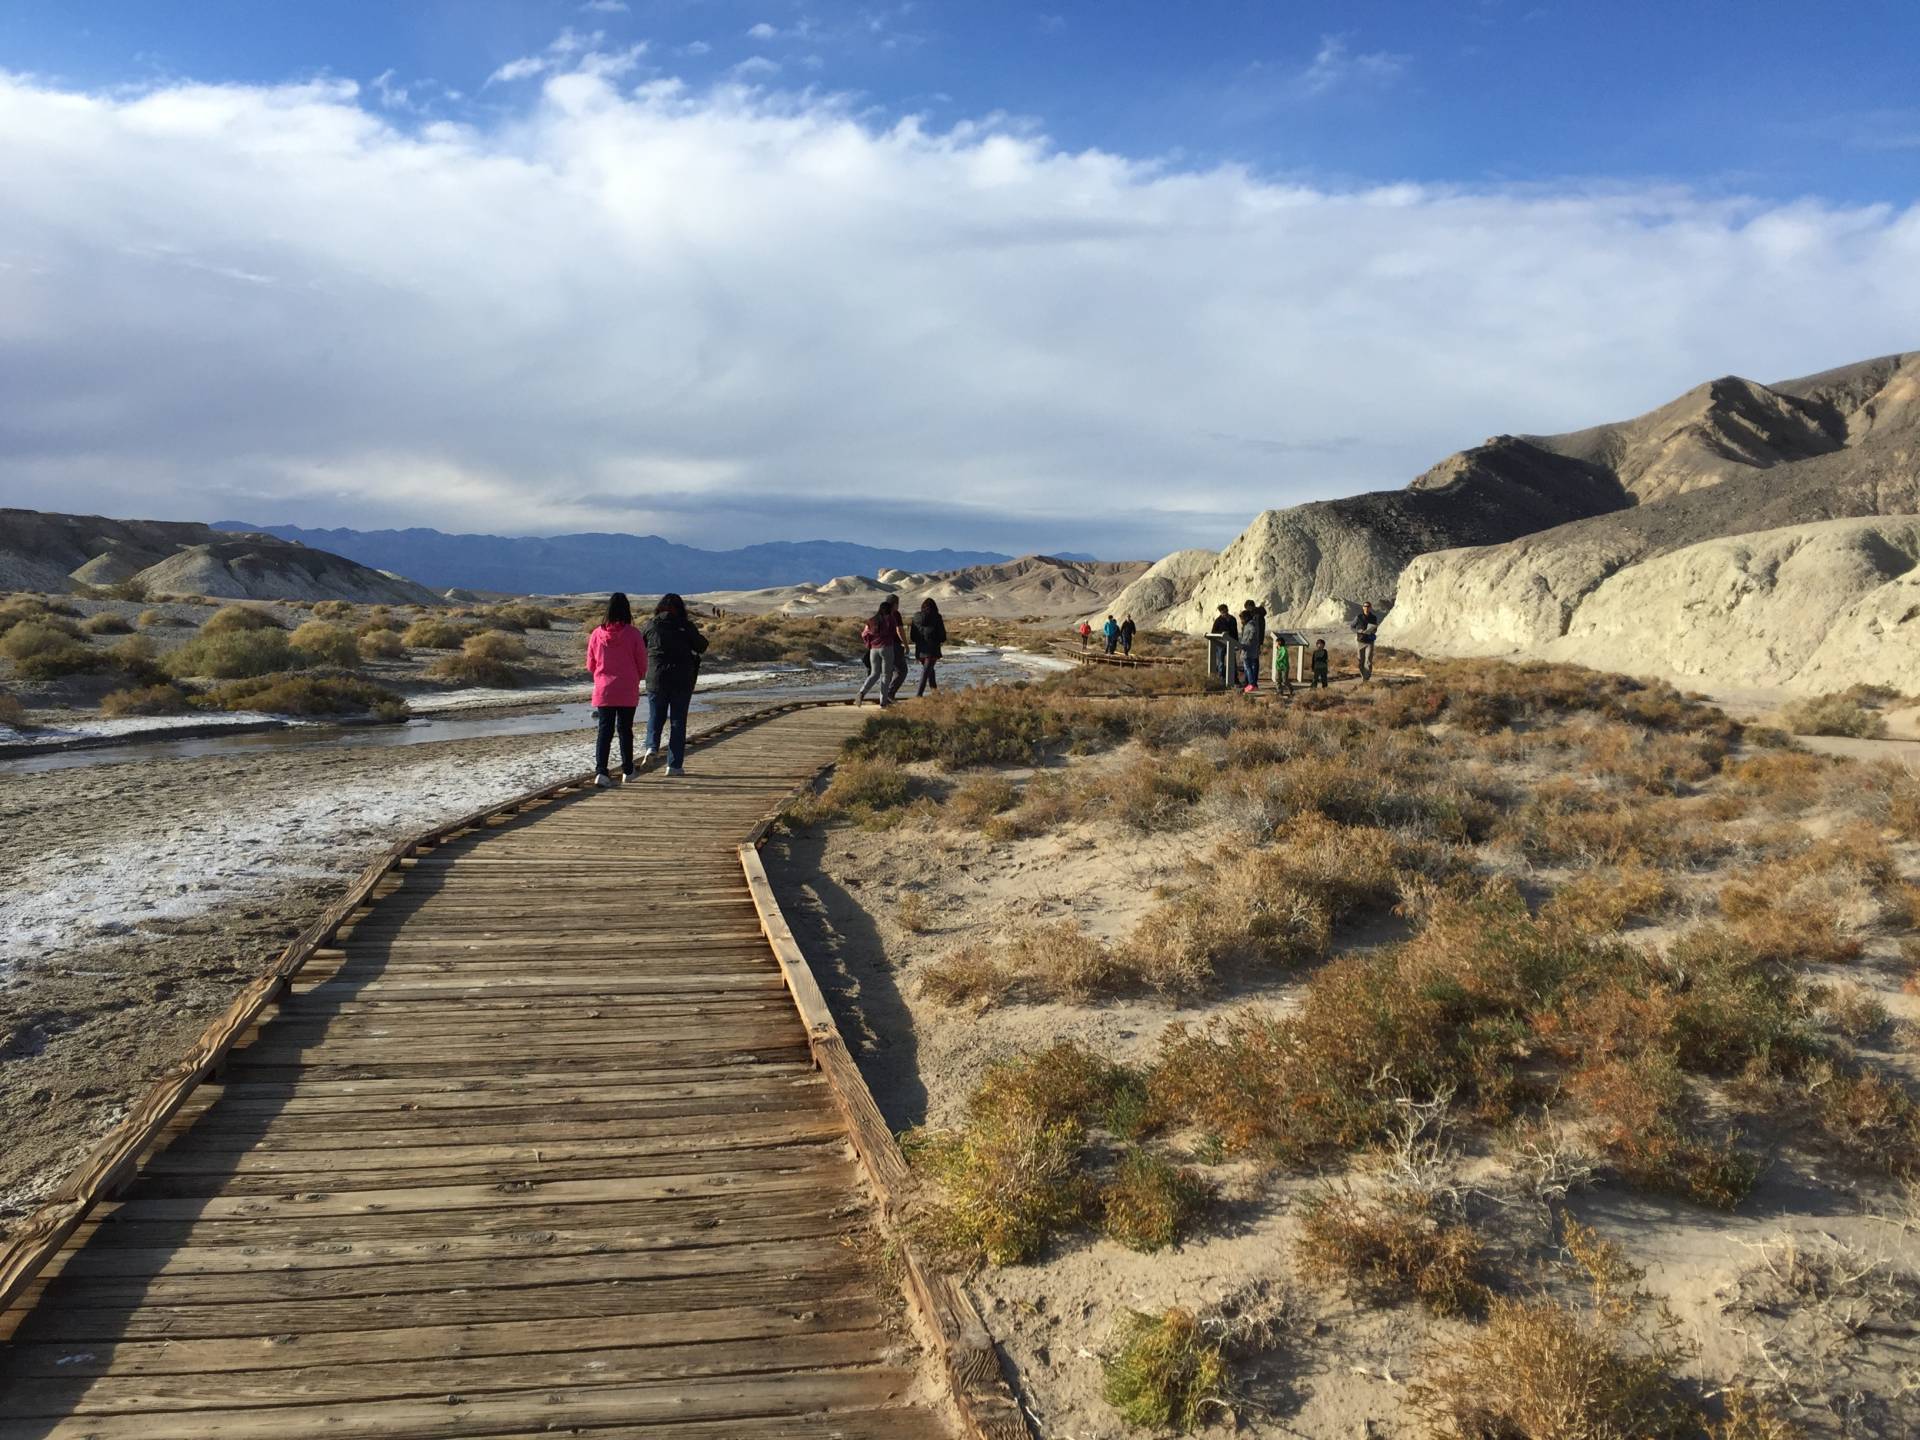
[211,523,1095,596]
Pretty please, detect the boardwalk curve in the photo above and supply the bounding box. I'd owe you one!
[0,705,960,1439]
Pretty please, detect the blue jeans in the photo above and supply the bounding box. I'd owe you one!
[1243,648,1261,687]
[647,689,691,768]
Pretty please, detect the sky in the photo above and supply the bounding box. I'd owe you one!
[1,2,1917,557]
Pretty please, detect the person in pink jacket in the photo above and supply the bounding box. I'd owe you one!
[586,592,648,786]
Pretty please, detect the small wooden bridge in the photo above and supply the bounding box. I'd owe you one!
[0,705,1019,1439]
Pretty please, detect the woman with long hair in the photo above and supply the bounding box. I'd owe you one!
[855,595,904,706]
[641,592,708,775]
[909,597,946,697]
[585,591,647,787]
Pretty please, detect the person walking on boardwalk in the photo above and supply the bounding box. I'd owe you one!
[1078,618,1093,650]
[909,598,947,697]
[1119,615,1136,656]
[1209,603,1239,684]
[1355,601,1380,682]
[1310,638,1330,689]
[641,592,707,776]
[857,596,905,706]
[587,591,648,788]
[1102,615,1120,655]
[1237,600,1266,693]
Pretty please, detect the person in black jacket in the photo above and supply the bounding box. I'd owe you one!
[1208,604,1238,684]
[641,592,708,776]
[1118,615,1136,656]
[1354,601,1380,681]
[910,598,947,697]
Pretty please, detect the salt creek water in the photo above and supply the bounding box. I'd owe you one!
[0,646,1056,776]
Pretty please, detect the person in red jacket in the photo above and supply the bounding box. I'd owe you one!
[586,591,648,786]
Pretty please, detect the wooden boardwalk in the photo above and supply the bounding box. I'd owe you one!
[0,706,959,1440]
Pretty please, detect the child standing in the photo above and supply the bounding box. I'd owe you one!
[1310,639,1330,689]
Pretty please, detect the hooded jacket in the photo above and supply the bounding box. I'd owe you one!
[641,612,708,695]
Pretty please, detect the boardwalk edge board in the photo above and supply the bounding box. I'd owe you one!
[739,830,1035,1440]
[0,698,843,1319]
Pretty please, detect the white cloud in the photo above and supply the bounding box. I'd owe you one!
[681,40,713,57]
[486,54,550,85]
[1300,34,1408,96]
[581,0,629,11]
[370,68,410,109]
[0,71,1917,555]
[747,22,779,41]
[730,56,781,79]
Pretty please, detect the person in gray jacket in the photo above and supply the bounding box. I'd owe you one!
[1237,600,1267,692]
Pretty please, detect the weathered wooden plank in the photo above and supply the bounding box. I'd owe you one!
[2,1328,899,1416]
[0,1296,889,1377]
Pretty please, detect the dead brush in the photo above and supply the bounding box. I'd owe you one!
[1570,1052,1759,1210]
[1407,1219,1702,1440]
[1091,747,1216,832]
[1572,721,1726,795]
[1000,920,1135,1000]
[1724,751,1830,814]
[981,773,1075,840]
[1295,1183,1489,1316]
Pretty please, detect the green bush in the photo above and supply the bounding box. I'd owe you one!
[2,620,87,661]
[201,604,286,636]
[163,628,297,680]
[427,651,518,687]
[100,683,194,717]
[1100,1151,1214,1252]
[201,673,408,718]
[357,628,405,660]
[288,621,361,668]
[403,617,468,649]
[1102,1308,1230,1433]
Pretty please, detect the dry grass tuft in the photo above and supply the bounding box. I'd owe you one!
[1542,864,1674,932]
[401,617,469,649]
[944,773,1018,828]
[99,683,193,717]
[357,628,405,661]
[82,612,132,635]
[463,629,528,663]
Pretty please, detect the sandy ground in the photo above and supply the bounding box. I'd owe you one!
[0,701,764,1234]
[766,736,1920,1439]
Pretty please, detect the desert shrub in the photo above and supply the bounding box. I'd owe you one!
[201,673,408,718]
[463,628,528,663]
[1373,681,1449,728]
[100,683,194,717]
[803,755,912,823]
[201,604,285,636]
[357,628,405,661]
[1503,783,1721,867]
[107,634,165,684]
[945,773,1019,828]
[135,608,180,629]
[918,943,1011,1010]
[1119,816,1406,992]
[1091,748,1216,832]
[1099,1151,1214,1252]
[1806,1062,1920,1176]
[1002,921,1133,1000]
[1295,1186,1487,1316]
[82,612,132,635]
[1102,1308,1229,1434]
[1724,751,1829,813]
[2,619,85,660]
[1777,694,1887,739]
[0,691,25,728]
[0,597,73,636]
[426,652,518,688]
[703,612,850,663]
[163,627,296,680]
[1542,864,1673,933]
[402,617,468,649]
[288,621,361,668]
[1808,981,1889,1041]
[982,774,1077,840]
[905,1042,1153,1264]
[1570,1051,1758,1209]
[1572,722,1725,794]
[311,599,354,621]
[896,891,934,933]
[852,685,1129,769]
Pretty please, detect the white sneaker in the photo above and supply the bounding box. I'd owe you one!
[639,746,657,767]
[666,764,685,777]
[593,773,613,789]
